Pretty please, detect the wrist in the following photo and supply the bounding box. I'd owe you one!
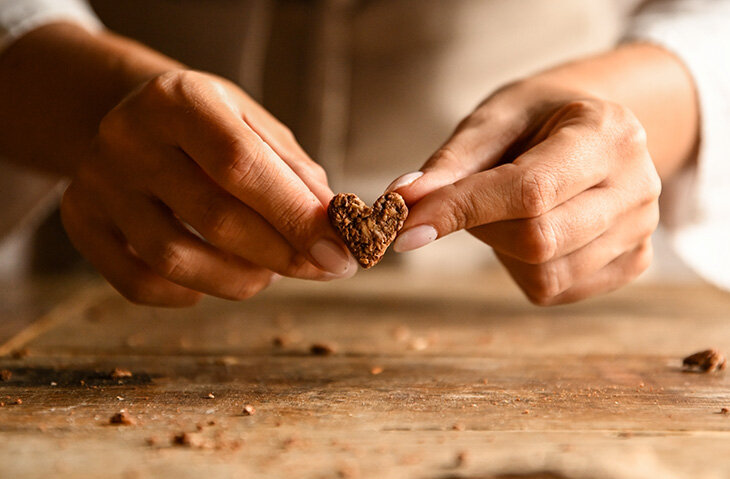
[0,22,184,176]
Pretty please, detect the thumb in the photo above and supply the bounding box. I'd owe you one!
[385,109,525,205]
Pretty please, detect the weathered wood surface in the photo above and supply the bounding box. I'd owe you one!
[2,266,730,479]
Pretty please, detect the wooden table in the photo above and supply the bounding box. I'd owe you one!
[1,266,730,478]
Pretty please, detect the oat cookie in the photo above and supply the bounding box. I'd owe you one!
[327,192,408,268]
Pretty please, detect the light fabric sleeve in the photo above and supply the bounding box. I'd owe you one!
[623,0,730,290]
[0,0,102,53]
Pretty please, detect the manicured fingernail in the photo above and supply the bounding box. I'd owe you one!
[393,225,438,252]
[323,263,358,281]
[310,239,356,276]
[385,171,423,193]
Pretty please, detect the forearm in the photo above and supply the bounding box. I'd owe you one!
[530,43,699,181]
[0,22,183,176]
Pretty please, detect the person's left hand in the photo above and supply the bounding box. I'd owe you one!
[386,79,661,305]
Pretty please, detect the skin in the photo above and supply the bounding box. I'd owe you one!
[0,23,357,306]
[390,43,698,305]
[0,23,699,306]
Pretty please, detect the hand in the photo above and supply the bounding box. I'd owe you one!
[61,70,356,306]
[388,79,661,305]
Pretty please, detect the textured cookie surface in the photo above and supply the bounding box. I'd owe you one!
[327,192,408,269]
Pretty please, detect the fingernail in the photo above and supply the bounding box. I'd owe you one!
[268,273,282,285]
[385,171,423,193]
[310,239,356,276]
[393,225,438,252]
[323,263,358,281]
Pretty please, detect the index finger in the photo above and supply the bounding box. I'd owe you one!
[157,77,356,276]
[393,125,610,251]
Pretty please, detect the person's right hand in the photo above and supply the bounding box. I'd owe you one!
[61,70,357,307]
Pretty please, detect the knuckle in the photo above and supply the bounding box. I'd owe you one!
[513,262,563,306]
[220,142,271,189]
[199,198,239,245]
[278,123,297,142]
[275,197,317,240]
[603,102,648,155]
[430,146,463,171]
[528,262,563,303]
[308,161,328,183]
[566,99,598,115]
[437,185,473,233]
[615,104,647,146]
[518,170,554,217]
[519,216,558,264]
[139,72,177,106]
[144,71,186,100]
[555,99,602,130]
[148,240,191,280]
[140,70,205,112]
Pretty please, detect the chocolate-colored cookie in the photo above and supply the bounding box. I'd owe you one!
[327,192,408,269]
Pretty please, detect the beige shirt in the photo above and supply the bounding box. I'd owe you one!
[1,0,729,287]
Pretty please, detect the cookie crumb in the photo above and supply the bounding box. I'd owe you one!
[310,343,337,356]
[452,423,465,431]
[110,367,133,380]
[721,408,729,415]
[683,349,727,373]
[14,398,22,405]
[109,410,136,426]
[0,370,11,381]
[242,404,256,416]
[455,451,469,468]
[172,432,205,448]
[370,366,384,375]
[204,393,215,399]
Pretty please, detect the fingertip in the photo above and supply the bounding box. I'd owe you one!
[385,171,424,194]
[393,224,438,253]
[309,238,358,277]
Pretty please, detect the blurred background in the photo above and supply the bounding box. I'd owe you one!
[0,0,697,282]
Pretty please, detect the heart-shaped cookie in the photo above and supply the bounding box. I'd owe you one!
[327,192,409,269]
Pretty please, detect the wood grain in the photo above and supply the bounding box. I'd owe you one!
[1,267,730,478]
